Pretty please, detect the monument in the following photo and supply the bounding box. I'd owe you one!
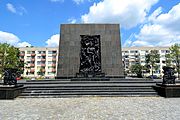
[57,24,124,78]
[0,68,24,99]
[154,66,180,98]
[3,68,17,85]
[162,66,176,84]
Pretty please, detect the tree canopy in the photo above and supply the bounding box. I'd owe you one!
[166,44,180,79]
[0,43,23,78]
[130,64,143,78]
[145,50,160,76]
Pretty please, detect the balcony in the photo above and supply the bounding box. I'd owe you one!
[52,69,56,72]
[41,64,46,67]
[31,59,35,61]
[19,53,25,56]
[30,64,35,67]
[41,69,45,72]
[20,58,24,61]
[41,59,46,61]
[52,58,56,61]
[31,53,36,56]
[52,53,57,56]
[41,54,46,56]
[30,69,35,73]
[52,64,56,67]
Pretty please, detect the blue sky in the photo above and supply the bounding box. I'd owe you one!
[0,0,180,47]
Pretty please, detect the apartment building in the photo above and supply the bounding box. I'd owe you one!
[19,47,58,78]
[122,47,171,77]
[19,46,174,78]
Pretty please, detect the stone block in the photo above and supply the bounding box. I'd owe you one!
[57,24,124,78]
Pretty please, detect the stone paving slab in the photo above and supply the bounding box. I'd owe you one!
[0,97,180,120]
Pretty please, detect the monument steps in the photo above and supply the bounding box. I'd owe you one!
[19,92,158,98]
[24,81,155,84]
[26,78,153,82]
[21,90,156,95]
[24,86,154,90]
[19,78,159,98]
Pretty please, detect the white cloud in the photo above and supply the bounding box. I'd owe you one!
[81,0,158,29]
[73,0,92,4]
[6,3,16,13]
[73,0,84,4]
[46,34,60,47]
[132,40,154,47]
[0,31,19,45]
[17,42,31,47]
[68,18,77,23]
[132,3,180,47]
[148,7,162,22]
[6,3,27,15]
[0,31,31,47]
[50,0,64,2]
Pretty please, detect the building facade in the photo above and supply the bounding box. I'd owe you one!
[122,47,171,77]
[19,47,58,78]
[19,46,173,78]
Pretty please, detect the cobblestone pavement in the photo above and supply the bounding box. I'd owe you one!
[0,97,180,120]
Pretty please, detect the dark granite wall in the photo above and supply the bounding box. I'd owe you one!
[57,24,124,78]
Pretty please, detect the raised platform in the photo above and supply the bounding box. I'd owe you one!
[19,78,158,98]
[154,83,180,98]
[0,84,25,99]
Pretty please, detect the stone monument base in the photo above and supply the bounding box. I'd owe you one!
[154,83,180,98]
[0,84,25,99]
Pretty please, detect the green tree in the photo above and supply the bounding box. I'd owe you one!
[130,64,143,78]
[0,43,23,79]
[38,68,45,76]
[165,53,172,67]
[169,44,180,79]
[145,50,160,76]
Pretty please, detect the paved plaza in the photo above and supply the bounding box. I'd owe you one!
[0,97,180,120]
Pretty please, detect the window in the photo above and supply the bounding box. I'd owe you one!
[27,51,35,54]
[27,51,31,54]
[48,72,55,75]
[48,66,54,69]
[20,51,25,54]
[125,51,129,53]
[38,51,46,54]
[161,50,166,53]
[166,50,170,53]
[37,61,41,65]
[52,51,57,54]
[48,51,53,54]
[27,56,31,60]
[125,55,129,58]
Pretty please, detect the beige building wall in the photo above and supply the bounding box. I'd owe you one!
[19,46,176,78]
[19,47,58,78]
[122,47,172,77]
